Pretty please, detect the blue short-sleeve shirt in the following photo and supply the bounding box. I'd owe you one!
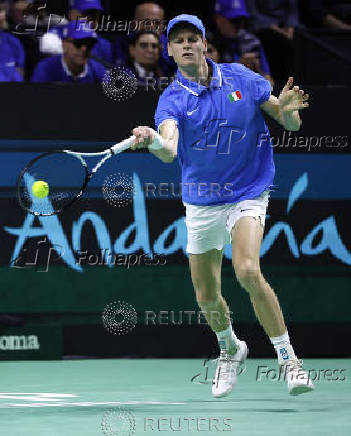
[31,55,106,83]
[0,31,25,69]
[155,58,275,205]
[0,64,24,82]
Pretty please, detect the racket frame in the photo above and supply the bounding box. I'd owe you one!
[17,135,135,216]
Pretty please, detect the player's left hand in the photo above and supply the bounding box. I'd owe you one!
[278,77,309,113]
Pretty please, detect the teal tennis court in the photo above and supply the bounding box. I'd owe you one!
[1,358,350,436]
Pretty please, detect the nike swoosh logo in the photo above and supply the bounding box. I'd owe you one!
[187,107,199,116]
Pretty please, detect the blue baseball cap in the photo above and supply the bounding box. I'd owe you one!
[167,14,205,39]
[70,0,104,12]
[62,20,98,39]
[215,0,249,19]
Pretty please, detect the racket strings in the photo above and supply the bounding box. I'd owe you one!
[18,152,88,216]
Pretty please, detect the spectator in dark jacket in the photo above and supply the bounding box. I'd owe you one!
[305,0,351,29]
[115,1,175,76]
[245,0,300,83]
[0,0,25,77]
[246,0,300,37]
[214,0,274,84]
[127,30,169,88]
[31,20,105,83]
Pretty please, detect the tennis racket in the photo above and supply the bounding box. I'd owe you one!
[17,135,136,216]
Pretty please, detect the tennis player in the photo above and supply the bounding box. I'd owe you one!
[131,14,314,397]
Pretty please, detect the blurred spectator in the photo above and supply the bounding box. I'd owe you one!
[40,0,113,64]
[214,0,273,84]
[0,0,25,77]
[245,0,300,37]
[0,64,24,81]
[206,37,223,63]
[305,0,351,30]
[31,20,106,83]
[8,0,29,29]
[245,0,300,83]
[127,30,167,86]
[115,1,175,75]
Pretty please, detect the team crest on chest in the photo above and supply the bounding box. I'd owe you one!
[228,90,242,102]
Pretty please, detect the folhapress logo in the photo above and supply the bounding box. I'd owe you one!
[0,335,40,351]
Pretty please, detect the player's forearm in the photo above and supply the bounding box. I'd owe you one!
[263,98,302,131]
[149,141,176,163]
[149,122,178,163]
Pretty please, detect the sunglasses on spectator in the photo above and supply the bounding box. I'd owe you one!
[137,42,160,49]
[67,38,96,49]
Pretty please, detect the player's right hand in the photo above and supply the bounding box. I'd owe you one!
[131,126,156,150]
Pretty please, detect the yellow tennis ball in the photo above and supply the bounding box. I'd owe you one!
[32,180,49,198]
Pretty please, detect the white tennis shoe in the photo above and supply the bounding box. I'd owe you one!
[212,340,248,398]
[281,358,315,396]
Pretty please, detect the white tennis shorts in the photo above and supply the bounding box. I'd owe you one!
[184,190,270,254]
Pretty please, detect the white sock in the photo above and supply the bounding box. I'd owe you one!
[216,325,239,355]
[270,331,297,365]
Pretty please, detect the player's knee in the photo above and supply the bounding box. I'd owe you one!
[234,259,261,290]
[193,276,220,304]
[196,291,220,306]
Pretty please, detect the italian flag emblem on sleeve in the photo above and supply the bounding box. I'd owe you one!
[228,90,242,102]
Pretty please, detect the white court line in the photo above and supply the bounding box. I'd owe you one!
[0,401,186,408]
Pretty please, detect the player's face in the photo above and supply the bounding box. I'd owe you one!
[168,30,206,68]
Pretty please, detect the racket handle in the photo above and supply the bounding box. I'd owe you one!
[110,135,135,154]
